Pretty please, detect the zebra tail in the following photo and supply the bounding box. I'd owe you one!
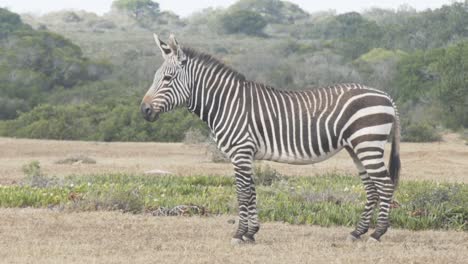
[389,113,401,189]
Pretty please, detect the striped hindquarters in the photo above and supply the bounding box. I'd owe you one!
[333,87,396,150]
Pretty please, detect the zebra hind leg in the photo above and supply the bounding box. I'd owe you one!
[346,147,379,241]
[358,150,395,242]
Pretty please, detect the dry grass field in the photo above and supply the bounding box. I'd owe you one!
[0,208,467,264]
[1,134,467,185]
[0,136,467,263]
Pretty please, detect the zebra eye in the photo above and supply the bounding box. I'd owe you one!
[162,75,172,82]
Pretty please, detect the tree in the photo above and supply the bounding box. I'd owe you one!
[220,10,267,36]
[0,8,112,120]
[0,8,29,38]
[434,42,468,128]
[112,0,160,20]
[228,0,308,24]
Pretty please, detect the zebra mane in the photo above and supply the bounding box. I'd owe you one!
[182,47,246,82]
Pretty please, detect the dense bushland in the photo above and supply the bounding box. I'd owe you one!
[1,1,468,142]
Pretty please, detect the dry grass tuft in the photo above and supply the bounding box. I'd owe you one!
[55,154,96,165]
[183,128,230,163]
[205,141,230,163]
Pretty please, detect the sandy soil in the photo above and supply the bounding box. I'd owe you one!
[1,136,467,185]
[0,208,466,264]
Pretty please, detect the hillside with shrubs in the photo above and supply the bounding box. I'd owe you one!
[1,0,468,142]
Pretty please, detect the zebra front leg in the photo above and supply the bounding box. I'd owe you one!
[230,152,256,245]
[242,183,260,243]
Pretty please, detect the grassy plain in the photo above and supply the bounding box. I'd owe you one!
[0,136,467,263]
[0,208,467,264]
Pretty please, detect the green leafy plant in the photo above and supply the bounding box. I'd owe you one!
[1,172,465,231]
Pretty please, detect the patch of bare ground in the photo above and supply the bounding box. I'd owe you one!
[1,136,467,185]
[0,208,466,264]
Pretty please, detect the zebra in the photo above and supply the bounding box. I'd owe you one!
[141,34,401,244]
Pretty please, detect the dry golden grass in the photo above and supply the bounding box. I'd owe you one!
[0,208,466,264]
[1,135,467,185]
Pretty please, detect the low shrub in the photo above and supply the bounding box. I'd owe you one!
[205,141,230,163]
[75,186,144,214]
[253,163,283,186]
[402,122,442,142]
[21,161,59,188]
[0,171,466,231]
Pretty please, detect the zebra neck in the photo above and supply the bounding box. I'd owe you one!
[188,70,245,131]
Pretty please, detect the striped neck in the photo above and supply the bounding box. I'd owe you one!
[187,57,246,130]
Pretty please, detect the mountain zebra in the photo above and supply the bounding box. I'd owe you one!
[141,34,401,244]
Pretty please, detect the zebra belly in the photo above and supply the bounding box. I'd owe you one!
[255,146,344,165]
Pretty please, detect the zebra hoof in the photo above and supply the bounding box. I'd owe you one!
[367,237,380,243]
[242,235,255,244]
[346,234,360,243]
[231,238,244,246]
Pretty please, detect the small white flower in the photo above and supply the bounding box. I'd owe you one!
[87,182,91,186]
[70,183,74,188]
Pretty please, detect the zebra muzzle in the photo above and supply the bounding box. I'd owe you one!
[140,102,160,122]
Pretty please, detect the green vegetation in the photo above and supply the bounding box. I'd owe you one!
[253,163,284,186]
[395,43,468,130]
[402,121,442,142]
[1,1,468,142]
[227,0,308,24]
[220,10,267,36]
[0,8,112,120]
[0,161,465,231]
[0,103,206,142]
[111,0,163,28]
[112,0,160,19]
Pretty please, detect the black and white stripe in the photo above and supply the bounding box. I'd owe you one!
[141,34,401,243]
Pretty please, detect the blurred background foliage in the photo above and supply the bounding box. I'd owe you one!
[1,0,468,142]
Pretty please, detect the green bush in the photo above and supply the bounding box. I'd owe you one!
[220,10,267,36]
[0,8,112,120]
[0,102,206,142]
[402,122,442,142]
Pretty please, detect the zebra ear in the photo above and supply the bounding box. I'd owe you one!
[153,33,172,59]
[168,34,187,66]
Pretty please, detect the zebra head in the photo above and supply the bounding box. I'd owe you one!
[141,34,189,122]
